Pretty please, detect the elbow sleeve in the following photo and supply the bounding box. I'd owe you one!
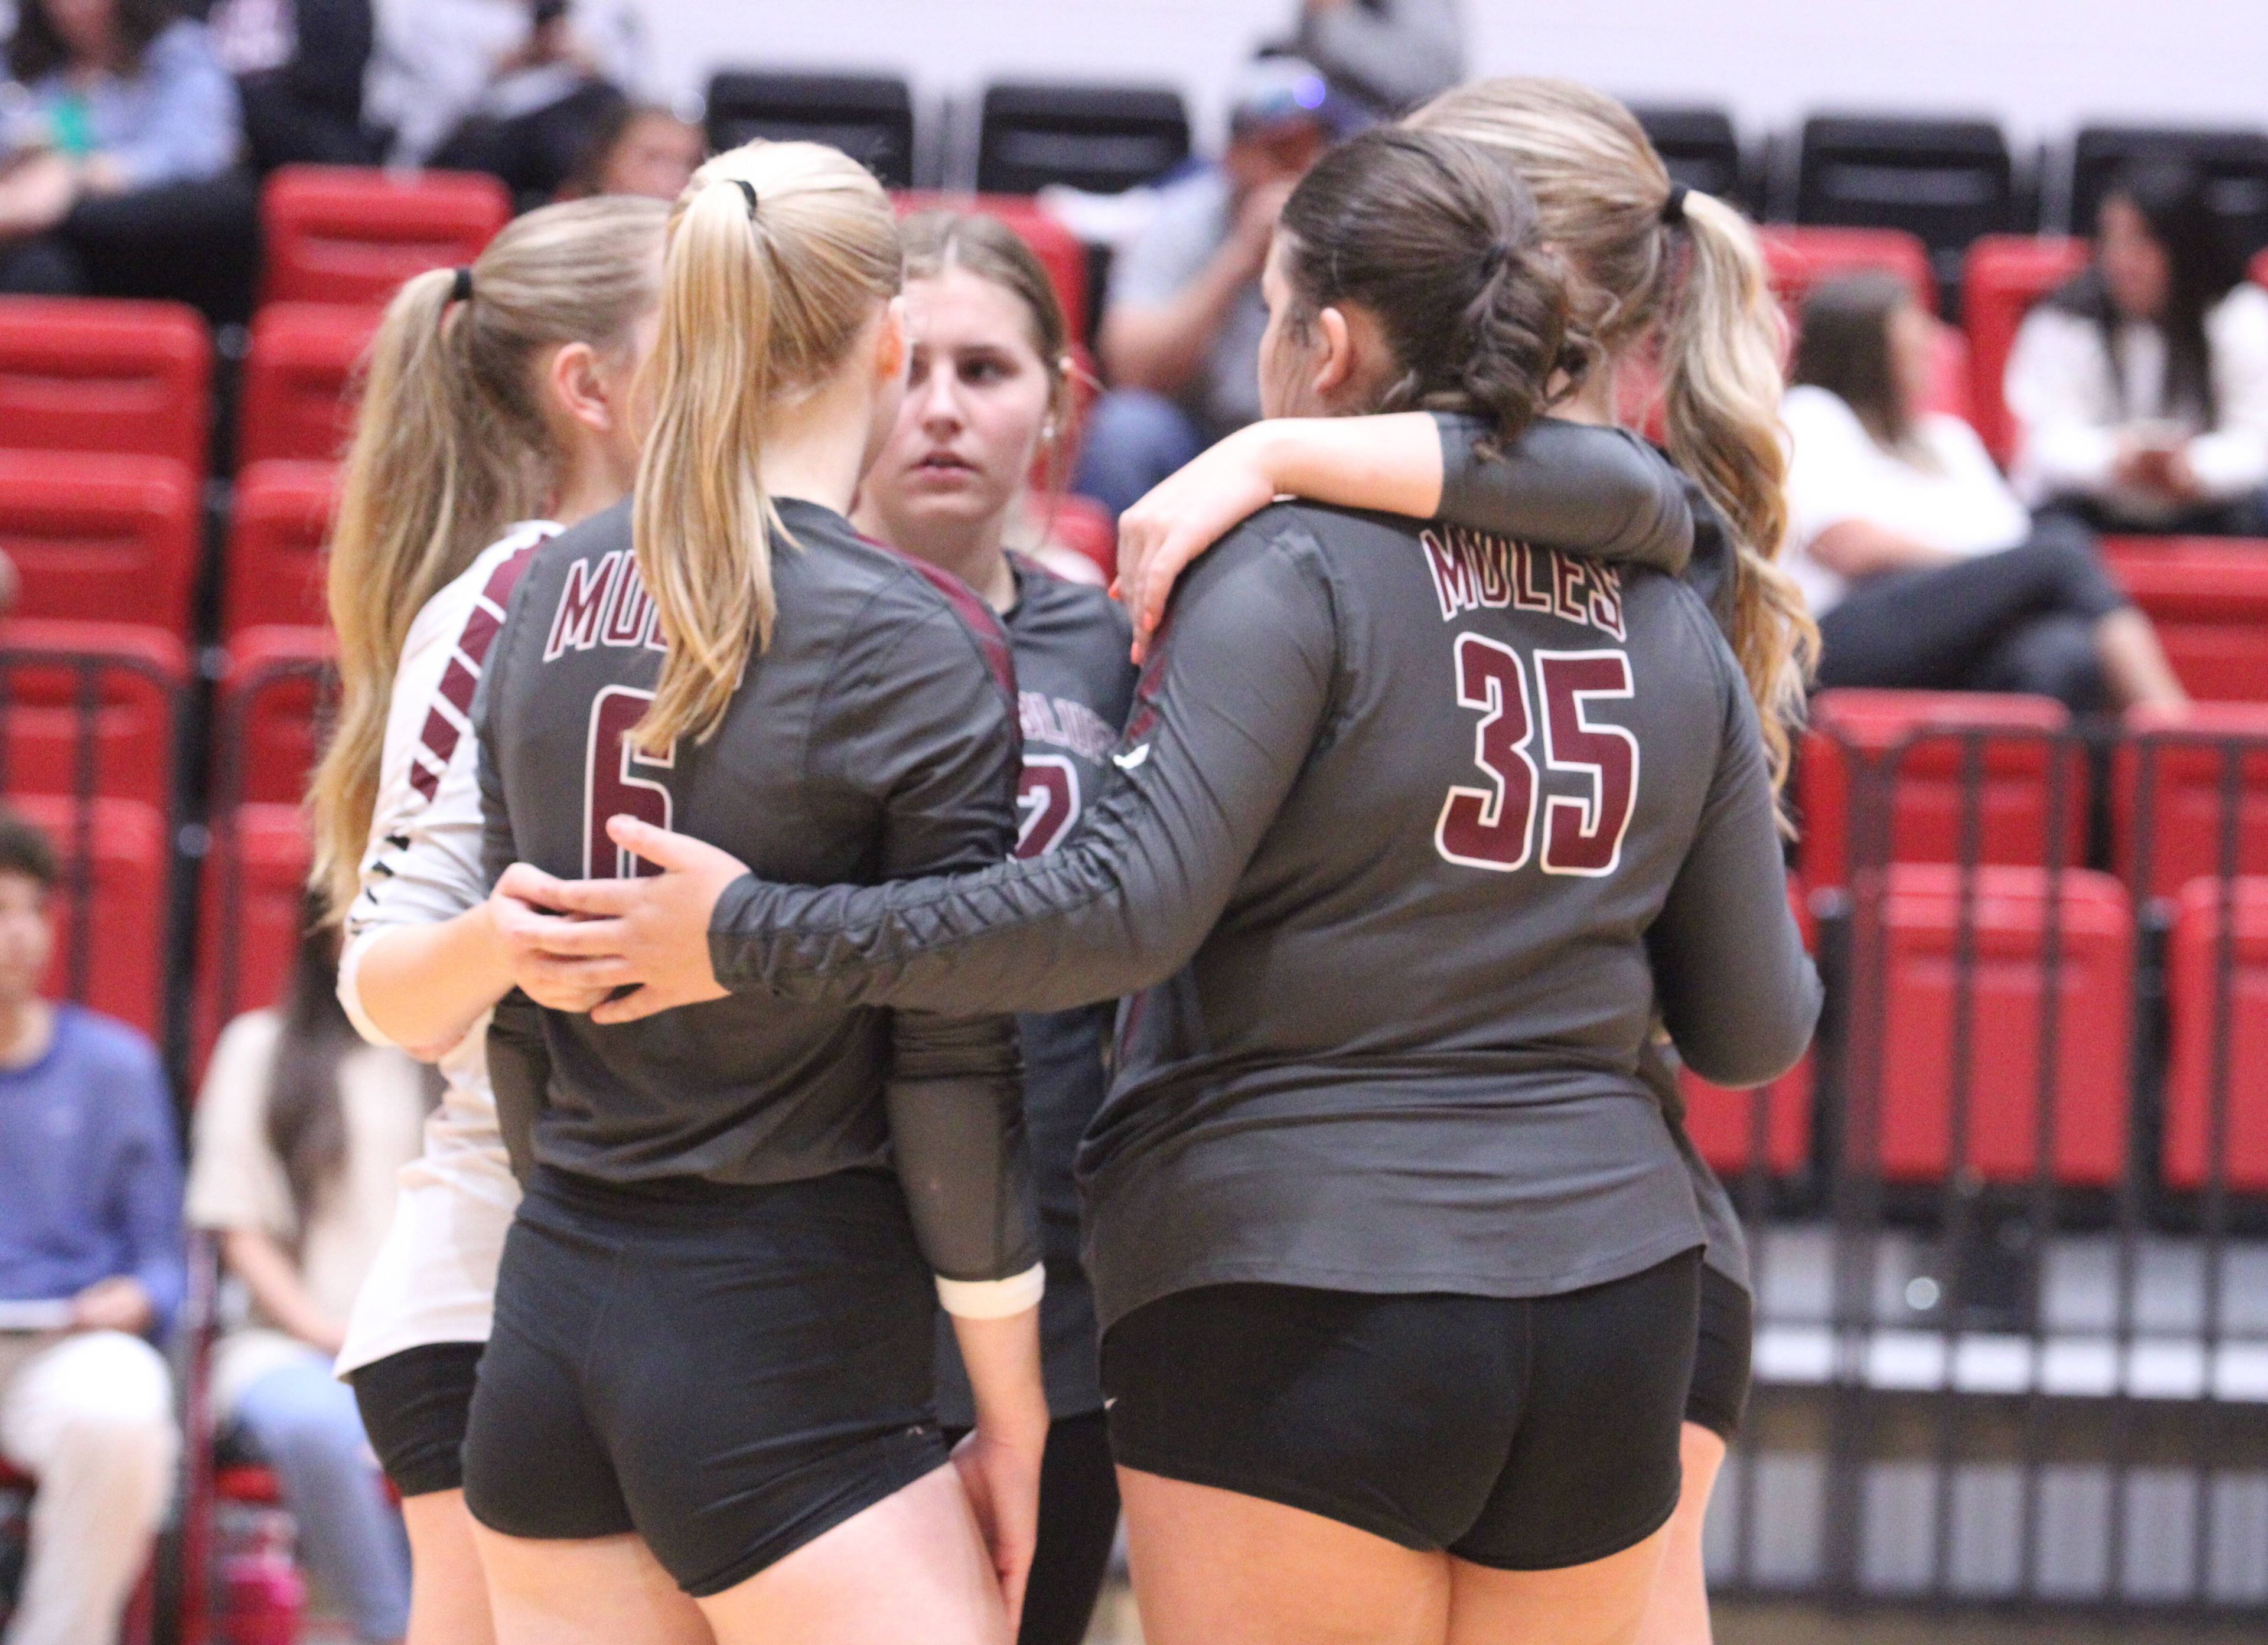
[884,1019,1044,1308]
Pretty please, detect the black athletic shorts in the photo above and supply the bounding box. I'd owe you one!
[1684,1265,1754,1441]
[461,1165,948,1597]
[349,1340,485,1497]
[1101,1248,1701,1571]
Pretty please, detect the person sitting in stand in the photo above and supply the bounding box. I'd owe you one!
[1073,54,1345,518]
[0,0,246,301]
[1790,272,2186,713]
[2006,158,2268,536]
[189,907,430,1645]
[0,805,183,1645]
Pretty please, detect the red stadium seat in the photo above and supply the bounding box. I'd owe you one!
[2102,536,2268,702]
[1800,690,2085,889]
[216,626,332,807]
[893,191,1090,346]
[260,165,510,307]
[237,303,381,466]
[1863,863,2132,1186]
[0,450,198,636]
[1758,225,1936,315]
[1680,877,1819,1178]
[222,460,338,637]
[9,794,170,1037]
[2112,702,2268,906]
[194,802,311,1070]
[1041,491,1114,583]
[0,296,211,481]
[0,620,186,807]
[1962,234,2090,467]
[2163,876,2268,1192]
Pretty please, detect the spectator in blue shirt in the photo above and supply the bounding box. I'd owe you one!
[0,0,249,302]
[0,807,183,1645]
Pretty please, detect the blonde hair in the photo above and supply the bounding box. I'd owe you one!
[309,196,668,919]
[1410,79,1818,798]
[631,141,902,752]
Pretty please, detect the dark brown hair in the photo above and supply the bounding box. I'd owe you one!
[1791,271,1914,447]
[1274,125,1588,445]
[8,0,175,81]
[898,210,1079,496]
[2052,157,2246,427]
[263,895,360,1237]
[0,807,58,892]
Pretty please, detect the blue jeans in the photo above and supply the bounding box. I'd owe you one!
[232,1349,411,1644]
[1071,389,1208,518]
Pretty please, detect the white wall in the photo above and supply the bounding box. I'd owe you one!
[630,0,2267,154]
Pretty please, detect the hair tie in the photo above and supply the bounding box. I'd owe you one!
[1479,240,1513,277]
[732,179,759,219]
[448,266,473,306]
[1661,184,1690,228]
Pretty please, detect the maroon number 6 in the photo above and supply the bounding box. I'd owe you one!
[584,686,676,879]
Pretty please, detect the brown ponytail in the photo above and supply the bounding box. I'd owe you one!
[1410,78,1819,802]
[1275,126,1589,448]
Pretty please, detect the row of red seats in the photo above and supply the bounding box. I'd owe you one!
[1682,864,2264,1193]
[1801,688,2268,902]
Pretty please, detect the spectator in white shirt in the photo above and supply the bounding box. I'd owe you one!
[1789,273,2186,713]
[2006,158,2268,536]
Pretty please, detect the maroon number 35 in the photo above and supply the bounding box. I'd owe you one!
[1435,636,1638,876]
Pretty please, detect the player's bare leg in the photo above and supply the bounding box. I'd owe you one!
[471,1525,712,1645]
[693,1464,1011,1645]
[1634,1422,1728,1645]
[1446,1524,1671,1645]
[1117,1468,1451,1645]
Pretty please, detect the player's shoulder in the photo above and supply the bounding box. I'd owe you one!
[788,508,1016,704]
[1008,553,1133,649]
[404,519,562,660]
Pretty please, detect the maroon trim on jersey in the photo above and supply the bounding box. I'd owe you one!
[407,541,543,802]
[858,533,1019,706]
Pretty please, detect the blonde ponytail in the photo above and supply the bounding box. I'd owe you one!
[631,142,902,753]
[1659,190,1819,798]
[309,197,667,919]
[1410,78,1819,801]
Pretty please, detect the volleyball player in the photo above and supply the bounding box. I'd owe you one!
[458,142,1048,1645]
[855,207,1699,1645]
[305,197,708,1645]
[503,128,1819,1645]
[1108,79,1814,1645]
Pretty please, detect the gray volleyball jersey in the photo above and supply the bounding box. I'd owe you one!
[705,494,1819,1330]
[475,495,1040,1291]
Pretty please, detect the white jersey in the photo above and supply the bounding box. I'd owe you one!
[334,521,559,1377]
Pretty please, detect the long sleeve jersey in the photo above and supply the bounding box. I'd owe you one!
[701,494,1820,1330]
[475,497,1041,1307]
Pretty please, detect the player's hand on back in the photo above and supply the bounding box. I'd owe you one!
[492,816,748,1023]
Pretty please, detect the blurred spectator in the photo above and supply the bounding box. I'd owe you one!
[1789,272,2186,713]
[1282,0,1464,117]
[0,806,183,1645]
[366,0,648,207]
[0,0,249,299]
[208,0,383,168]
[2006,158,2268,536]
[188,909,426,1645]
[558,97,698,200]
[1077,55,1341,517]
